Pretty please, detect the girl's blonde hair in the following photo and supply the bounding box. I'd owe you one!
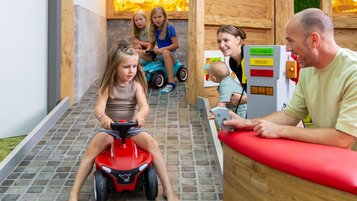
[132,10,149,39]
[100,39,147,98]
[149,6,169,43]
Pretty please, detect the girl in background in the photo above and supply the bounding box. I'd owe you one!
[69,39,179,201]
[140,6,179,93]
[132,9,150,50]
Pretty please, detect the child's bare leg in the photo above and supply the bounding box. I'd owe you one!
[69,133,113,201]
[132,132,180,201]
[161,50,175,83]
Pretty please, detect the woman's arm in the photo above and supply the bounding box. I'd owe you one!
[135,82,149,127]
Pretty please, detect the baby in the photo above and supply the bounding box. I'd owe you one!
[207,61,247,118]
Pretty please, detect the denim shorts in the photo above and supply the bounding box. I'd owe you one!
[98,127,144,138]
[156,50,177,62]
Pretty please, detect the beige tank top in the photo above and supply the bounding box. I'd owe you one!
[105,81,138,122]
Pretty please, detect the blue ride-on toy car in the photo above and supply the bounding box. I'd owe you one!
[142,50,188,89]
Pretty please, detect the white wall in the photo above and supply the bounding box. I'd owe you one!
[0,1,48,138]
[74,0,106,18]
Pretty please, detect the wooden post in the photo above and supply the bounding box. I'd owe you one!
[187,0,205,104]
[274,0,294,45]
[320,0,332,17]
[61,0,74,105]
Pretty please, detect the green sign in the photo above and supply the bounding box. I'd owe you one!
[250,47,274,56]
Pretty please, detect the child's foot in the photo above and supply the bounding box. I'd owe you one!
[160,82,176,93]
[163,190,180,201]
[68,191,78,201]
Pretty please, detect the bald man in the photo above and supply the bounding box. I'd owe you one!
[224,8,357,149]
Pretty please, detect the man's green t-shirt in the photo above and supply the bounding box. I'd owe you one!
[285,48,357,138]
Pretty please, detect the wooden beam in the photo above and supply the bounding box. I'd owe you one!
[274,0,294,45]
[187,0,205,104]
[61,0,74,104]
[320,0,332,17]
[333,16,357,29]
[205,15,273,29]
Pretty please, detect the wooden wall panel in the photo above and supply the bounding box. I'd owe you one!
[335,29,357,51]
[205,0,272,21]
[275,0,294,45]
[321,0,357,51]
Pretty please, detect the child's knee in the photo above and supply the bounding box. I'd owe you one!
[147,138,160,152]
[161,49,171,57]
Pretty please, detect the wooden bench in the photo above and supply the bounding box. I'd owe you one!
[218,130,357,201]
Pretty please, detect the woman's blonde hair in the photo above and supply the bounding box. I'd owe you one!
[149,6,169,43]
[100,39,147,98]
[132,10,149,39]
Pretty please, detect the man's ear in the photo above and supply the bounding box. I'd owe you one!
[311,32,320,48]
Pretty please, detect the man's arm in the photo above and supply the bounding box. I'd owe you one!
[224,110,356,149]
[254,119,356,149]
[224,110,299,130]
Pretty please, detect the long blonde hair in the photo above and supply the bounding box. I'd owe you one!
[149,6,170,43]
[100,39,147,98]
[132,10,149,39]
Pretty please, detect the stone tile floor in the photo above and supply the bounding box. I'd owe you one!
[0,81,222,201]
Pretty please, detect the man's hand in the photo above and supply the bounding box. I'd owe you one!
[253,120,283,138]
[222,111,245,129]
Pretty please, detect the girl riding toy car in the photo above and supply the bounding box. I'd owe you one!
[93,121,158,201]
[142,50,188,88]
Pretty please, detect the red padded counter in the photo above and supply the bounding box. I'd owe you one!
[218,130,357,194]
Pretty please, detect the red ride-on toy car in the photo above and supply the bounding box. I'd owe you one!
[93,121,158,200]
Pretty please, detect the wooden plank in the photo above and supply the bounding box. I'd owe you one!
[335,28,357,51]
[205,15,273,29]
[320,0,332,17]
[204,26,273,50]
[61,0,74,104]
[333,16,357,29]
[187,0,205,104]
[223,144,357,201]
[203,87,219,108]
[205,0,272,20]
[274,0,294,45]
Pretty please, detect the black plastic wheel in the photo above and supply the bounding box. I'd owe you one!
[151,72,166,89]
[145,166,158,200]
[176,67,188,82]
[94,170,108,201]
